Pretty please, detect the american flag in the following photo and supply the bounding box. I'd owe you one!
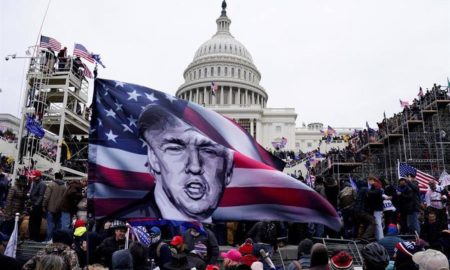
[211,82,218,96]
[74,43,94,63]
[130,225,151,247]
[398,162,435,192]
[81,63,93,79]
[39,35,61,52]
[88,79,341,230]
[399,99,410,108]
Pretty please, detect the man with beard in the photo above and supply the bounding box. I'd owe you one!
[119,105,235,222]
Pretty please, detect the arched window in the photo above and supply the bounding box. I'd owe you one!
[199,69,201,78]
[244,70,247,80]
[225,67,228,76]
[210,67,214,76]
[204,68,207,77]
[231,67,234,77]
[238,69,241,78]
[194,70,196,79]
[218,67,221,76]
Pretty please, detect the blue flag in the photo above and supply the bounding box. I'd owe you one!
[92,54,106,68]
[25,116,45,139]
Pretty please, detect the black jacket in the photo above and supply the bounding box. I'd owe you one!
[29,180,46,207]
[367,187,384,213]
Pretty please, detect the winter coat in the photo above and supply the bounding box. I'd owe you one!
[339,186,356,210]
[60,180,84,214]
[4,185,26,220]
[398,185,415,213]
[324,182,339,209]
[43,179,66,213]
[367,186,384,213]
[22,242,81,270]
[96,236,126,268]
[183,228,219,264]
[29,180,46,207]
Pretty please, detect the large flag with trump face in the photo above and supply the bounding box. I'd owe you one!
[89,79,341,230]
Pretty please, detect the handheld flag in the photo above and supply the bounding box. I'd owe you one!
[89,79,341,230]
[74,43,94,63]
[399,99,410,108]
[39,35,61,51]
[91,54,106,68]
[4,213,19,258]
[25,115,45,139]
[398,162,435,192]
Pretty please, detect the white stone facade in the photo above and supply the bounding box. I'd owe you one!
[176,2,358,153]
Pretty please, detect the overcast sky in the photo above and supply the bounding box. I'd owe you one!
[1,0,449,127]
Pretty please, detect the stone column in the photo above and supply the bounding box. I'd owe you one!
[220,86,224,105]
[196,88,199,104]
[250,118,254,138]
[203,87,208,105]
[237,88,241,105]
[252,92,255,105]
[245,89,249,105]
[228,87,232,105]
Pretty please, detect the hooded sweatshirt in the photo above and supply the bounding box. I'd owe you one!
[43,179,66,213]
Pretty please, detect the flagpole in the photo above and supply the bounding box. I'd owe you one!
[125,224,130,249]
[32,0,53,58]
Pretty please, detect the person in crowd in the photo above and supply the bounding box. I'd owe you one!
[163,253,195,270]
[96,220,127,268]
[187,243,208,270]
[393,241,423,270]
[129,242,149,270]
[339,180,356,238]
[169,235,186,255]
[309,243,330,270]
[43,172,67,241]
[397,177,415,234]
[425,179,447,231]
[406,173,421,235]
[60,178,87,230]
[312,177,326,237]
[1,175,27,235]
[353,180,375,239]
[76,186,88,221]
[367,177,384,240]
[0,167,8,208]
[421,211,441,246]
[382,184,397,229]
[57,47,67,70]
[361,242,389,270]
[28,170,46,241]
[148,226,172,270]
[112,249,133,270]
[412,249,449,270]
[220,249,242,269]
[239,239,258,267]
[36,254,67,270]
[324,177,339,210]
[23,229,80,270]
[287,238,313,270]
[183,225,219,264]
[330,251,354,270]
[378,224,403,259]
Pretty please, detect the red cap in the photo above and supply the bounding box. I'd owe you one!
[170,235,184,246]
[31,170,42,178]
[74,219,86,229]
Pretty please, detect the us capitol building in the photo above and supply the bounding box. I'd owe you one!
[176,1,355,152]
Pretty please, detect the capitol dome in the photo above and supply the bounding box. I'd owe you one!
[176,0,268,107]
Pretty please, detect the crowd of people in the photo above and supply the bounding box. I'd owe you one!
[0,165,449,269]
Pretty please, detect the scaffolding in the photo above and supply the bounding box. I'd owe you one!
[318,85,450,183]
[12,48,90,181]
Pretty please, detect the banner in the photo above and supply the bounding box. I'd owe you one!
[88,79,341,230]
